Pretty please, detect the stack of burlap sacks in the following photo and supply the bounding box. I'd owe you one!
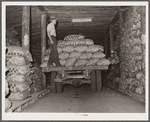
[5,67,12,111]
[30,62,45,93]
[6,46,33,102]
[41,35,110,67]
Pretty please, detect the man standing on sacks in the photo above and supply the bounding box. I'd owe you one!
[47,16,61,67]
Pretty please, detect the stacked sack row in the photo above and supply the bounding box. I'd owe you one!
[6,46,33,101]
[41,34,110,67]
[30,60,45,93]
[5,67,12,111]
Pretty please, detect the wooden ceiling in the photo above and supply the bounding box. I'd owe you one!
[6,6,120,45]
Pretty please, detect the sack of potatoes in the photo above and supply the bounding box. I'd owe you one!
[64,34,85,41]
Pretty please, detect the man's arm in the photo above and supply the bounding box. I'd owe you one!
[47,32,54,44]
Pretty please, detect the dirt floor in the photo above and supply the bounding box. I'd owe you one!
[21,84,145,113]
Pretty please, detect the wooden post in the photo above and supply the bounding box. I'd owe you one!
[140,6,146,70]
[41,13,47,88]
[110,25,114,53]
[104,36,108,58]
[118,10,124,54]
[41,13,47,64]
[22,6,30,51]
[119,10,124,31]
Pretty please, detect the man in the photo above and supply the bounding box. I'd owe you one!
[47,16,61,67]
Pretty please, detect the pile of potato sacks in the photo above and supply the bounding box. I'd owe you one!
[30,61,45,93]
[41,35,110,67]
[6,46,33,104]
[5,67,12,111]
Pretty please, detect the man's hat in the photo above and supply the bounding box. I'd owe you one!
[49,16,56,21]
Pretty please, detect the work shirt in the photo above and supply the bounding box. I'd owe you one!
[47,22,56,37]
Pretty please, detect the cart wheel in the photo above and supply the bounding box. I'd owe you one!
[90,70,96,92]
[51,72,56,93]
[56,82,63,93]
[96,70,102,93]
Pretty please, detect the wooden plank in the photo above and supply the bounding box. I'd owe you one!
[110,25,114,52]
[6,89,50,112]
[105,8,120,34]
[96,70,102,93]
[22,6,30,51]
[42,65,108,72]
[104,35,108,58]
[41,13,47,64]
[105,7,126,34]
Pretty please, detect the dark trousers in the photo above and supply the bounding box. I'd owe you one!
[48,36,61,66]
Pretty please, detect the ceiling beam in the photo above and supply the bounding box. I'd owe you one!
[37,6,50,23]
[104,7,127,35]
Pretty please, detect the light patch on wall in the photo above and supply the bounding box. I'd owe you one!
[23,34,29,46]
[72,18,92,22]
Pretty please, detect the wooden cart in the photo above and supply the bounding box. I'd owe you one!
[42,65,108,93]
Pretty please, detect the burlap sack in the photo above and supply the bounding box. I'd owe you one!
[62,46,75,53]
[97,58,110,65]
[79,52,92,59]
[6,46,33,61]
[59,52,69,59]
[9,82,30,93]
[83,39,94,45]
[8,91,31,101]
[75,59,88,66]
[5,98,12,111]
[57,46,63,53]
[5,80,9,96]
[75,45,87,52]
[44,48,51,56]
[91,51,105,59]
[7,56,26,66]
[86,58,99,66]
[60,59,66,66]
[44,55,49,61]
[86,45,104,52]
[69,51,81,58]
[57,40,66,47]
[65,40,85,46]
[65,58,76,67]
[7,65,30,75]
[65,40,73,46]
[64,34,85,41]
[7,74,25,82]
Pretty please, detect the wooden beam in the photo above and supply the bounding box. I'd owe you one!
[110,25,114,53]
[104,35,108,58]
[41,13,47,64]
[22,6,30,51]
[105,8,120,34]
[105,7,126,34]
